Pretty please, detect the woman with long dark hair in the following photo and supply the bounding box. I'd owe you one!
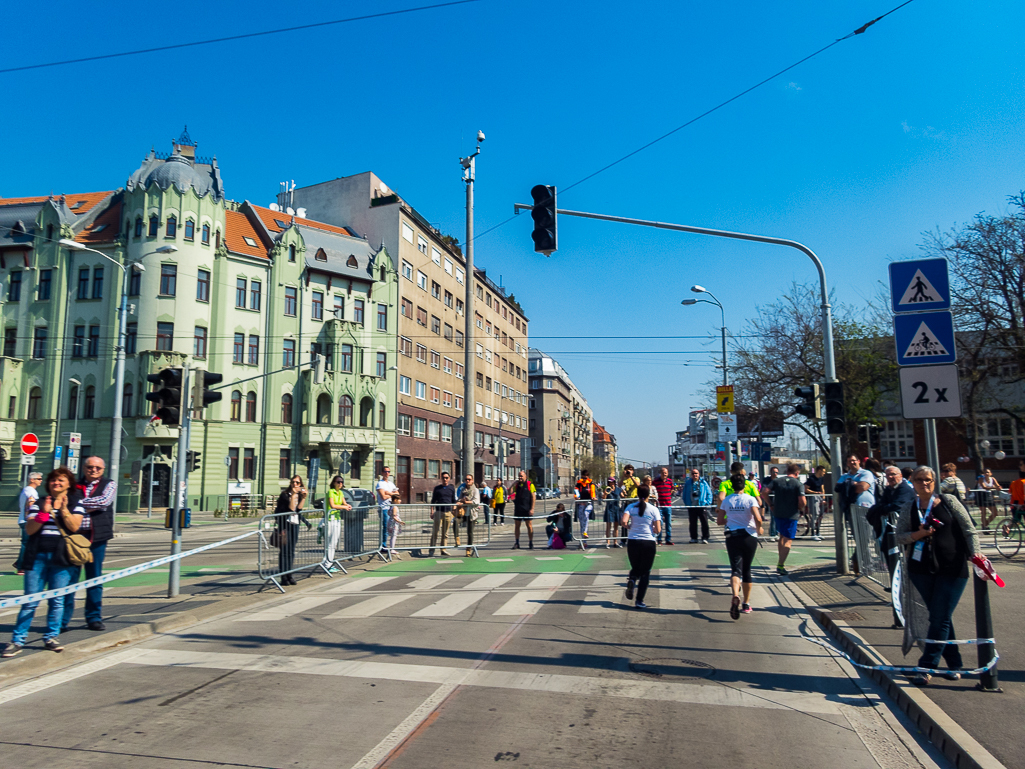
[621,485,661,608]
[717,472,763,619]
[275,475,311,586]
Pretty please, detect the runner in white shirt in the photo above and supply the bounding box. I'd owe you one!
[717,473,764,619]
[620,484,661,609]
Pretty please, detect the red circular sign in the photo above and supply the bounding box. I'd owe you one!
[21,433,39,455]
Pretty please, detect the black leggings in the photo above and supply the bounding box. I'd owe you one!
[725,530,758,582]
[627,539,657,602]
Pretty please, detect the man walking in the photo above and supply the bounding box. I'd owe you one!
[769,463,806,575]
[652,467,675,545]
[803,465,827,540]
[63,457,116,631]
[428,471,456,557]
[511,471,536,549]
[682,468,712,543]
[14,472,43,574]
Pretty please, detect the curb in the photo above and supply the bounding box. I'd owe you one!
[785,576,1007,769]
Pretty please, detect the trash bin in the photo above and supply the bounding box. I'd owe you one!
[343,509,365,554]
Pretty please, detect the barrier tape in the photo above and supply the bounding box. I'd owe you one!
[803,633,1000,676]
[0,529,260,610]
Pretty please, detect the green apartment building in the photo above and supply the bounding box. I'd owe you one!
[0,132,397,512]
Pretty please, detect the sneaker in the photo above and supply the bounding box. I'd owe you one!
[665,540,675,546]
[635,601,648,609]
[741,604,753,614]
[730,596,741,620]
[700,539,709,544]
[1,643,22,658]
[612,543,621,548]
[327,567,340,574]
[44,638,64,653]
[689,539,698,544]
[942,670,962,681]
[909,673,932,686]
[582,532,588,538]
[466,548,473,557]
[625,579,635,601]
[812,535,823,541]
[512,542,521,550]
[440,549,451,556]
[776,565,788,576]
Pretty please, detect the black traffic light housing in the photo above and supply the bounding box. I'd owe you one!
[145,368,183,425]
[823,382,846,435]
[186,450,202,472]
[530,185,557,256]
[794,384,821,420]
[197,371,223,409]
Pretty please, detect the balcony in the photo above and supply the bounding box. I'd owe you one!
[302,425,377,448]
[136,418,180,442]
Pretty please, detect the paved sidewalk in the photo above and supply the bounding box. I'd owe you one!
[789,558,1023,769]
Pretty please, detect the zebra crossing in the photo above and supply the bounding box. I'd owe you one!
[235,567,779,623]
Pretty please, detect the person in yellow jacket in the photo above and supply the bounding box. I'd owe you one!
[621,465,641,499]
[494,480,507,524]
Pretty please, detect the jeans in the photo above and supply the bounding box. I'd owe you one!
[14,522,28,570]
[657,506,672,542]
[576,503,592,536]
[277,522,300,575]
[63,540,107,627]
[807,496,822,535]
[688,507,710,541]
[12,551,78,644]
[908,570,968,670]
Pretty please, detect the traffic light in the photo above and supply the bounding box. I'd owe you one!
[197,371,223,409]
[793,384,821,420]
[186,450,202,472]
[530,185,557,256]
[868,423,882,447]
[145,368,183,425]
[823,382,846,435]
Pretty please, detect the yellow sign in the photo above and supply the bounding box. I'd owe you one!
[716,385,734,413]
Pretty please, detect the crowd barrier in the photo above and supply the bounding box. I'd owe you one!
[848,504,891,591]
[375,502,492,558]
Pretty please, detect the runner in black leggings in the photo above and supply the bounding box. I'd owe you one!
[717,473,763,619]
[621,485,661,609]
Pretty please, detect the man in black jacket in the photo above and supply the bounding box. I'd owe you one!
[428,472,457,557]
[869,465,914,591]
[63,457,116,631]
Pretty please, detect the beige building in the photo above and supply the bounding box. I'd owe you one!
[527,349,593,492]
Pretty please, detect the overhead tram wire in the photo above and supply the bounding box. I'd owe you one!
[466,0,918,246]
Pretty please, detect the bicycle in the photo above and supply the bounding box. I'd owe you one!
[797,496,830,539]
[995,508,1024,558]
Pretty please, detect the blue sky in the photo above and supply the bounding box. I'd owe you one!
[3,0,1023,464]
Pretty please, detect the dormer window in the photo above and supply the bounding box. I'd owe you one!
[315,248,327,262]
[184,219,195,240]
[166,216,177,238]
[346,255,358,268]
[289,244,296,262]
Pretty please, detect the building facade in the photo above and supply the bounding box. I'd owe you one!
[291,172,530,502]
[527,349,592,492]
[592,421,617,473]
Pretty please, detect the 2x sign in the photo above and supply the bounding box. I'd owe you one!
[899,365,962,419]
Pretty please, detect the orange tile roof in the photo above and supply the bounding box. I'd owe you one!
[250,204,352,237]
[224,209,268,258]
[0,191,113,215]
[593,421,614,442]
[76,201,122,244]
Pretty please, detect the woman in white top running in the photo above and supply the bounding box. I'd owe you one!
[717,473,764,619]
[621,485,661,608]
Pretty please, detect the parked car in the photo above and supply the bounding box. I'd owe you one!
[344,488,377,509]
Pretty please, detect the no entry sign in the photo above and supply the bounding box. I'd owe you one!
[20,433,39,455]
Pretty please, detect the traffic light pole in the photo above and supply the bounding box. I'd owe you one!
[514,203,848,573]
[168,363,190,598]
[460,139,481,483]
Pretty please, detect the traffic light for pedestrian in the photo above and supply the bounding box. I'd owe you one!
[794,384,821,420]
[823,382,846,435]
[530,185,557,256]
[196,371,223,409]
[145,368,183,425]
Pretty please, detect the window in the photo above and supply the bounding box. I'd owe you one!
[68,386,79,419]
[402,260,413,280]
[431,281,441,299]
[77,268,90,299]
[160,264,177,296]
[3,328,15,357]
[288,244,296,262]
[443,323,453,341]
[456,268,464,284]
[230,391,241,421]
[399,375,411,395]
[397,414,412,436]
[126,323,137,354]
[122,383,134,418]
[279,449,291,479]
[476,372,484,387]
[431,246,441,265]
[417,235,428,254]
[442,423,453,442]
[184,219,195,240]
[430,350,441,369]
[444,290,453,308]
[415,381,427,400]
[476,315,483,330]
[233,333,244,363]
[243,448,255,480]
[194,326,207,358]
[430,386,440,404]
[339,395,353,425]
[456,298,464,314]
[83,386,95,419]
[245,392,257,422]
[428,420,440,440]
[379,403,386,430]
[402,223,414,243]
[37,270,52,301]
[414,418,426,439]
[443,357,452,374]
[32,327,47,359]
[400,298,412,317]
[377,352,387,377]
[455,330,464,348]
[149,215,159,237]
[416,307,427,327]
[8,272,21,302]
[354,299,364,325]
[413,458,426,478]
[282,339,295,368]
[377,303,387,331]
[7,395,14,418]
[228,448,239,478]
[166,216,176,238]
[196,269,210,302]
[88,267,103,299]
[284,286,297,316]
[416,344,427,363]
[444,258,453,275]
[236,278,247,307]
[431,315,441,335]
[429,459,440,478]
[250,281,262,311]
[134,217,143,238]
[333,295,344,319]
[417,271,428,291]
[27,387,43,419]
[456,362,464,379]
[359,397,374,427]
[455,395,463,411]
[202,223,210,244]
[312,291,323,320]
[315,248,327,262]
[72,326,85,358]
[248,335,259,365]
[485,406,492,420]
[475,402,483,418]
[399,336,413,357]
[280,393,293,422]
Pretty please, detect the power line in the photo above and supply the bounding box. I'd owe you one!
[0,1,481,75]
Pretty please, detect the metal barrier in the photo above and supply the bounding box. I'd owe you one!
[848,504,890,590]
[375,503,492,558]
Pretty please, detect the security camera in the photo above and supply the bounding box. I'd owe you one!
[477,130,486,143]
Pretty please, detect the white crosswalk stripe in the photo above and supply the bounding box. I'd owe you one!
[323,594,416,619]
[493,591,551,616]
[237,595,341,622]
[411,591,487,617]
[525,572,572,589]
[656,568,699,611]
[462,573,518,590]
[320,576,400,594]
[577,589,622,613]
[406,574,460,591]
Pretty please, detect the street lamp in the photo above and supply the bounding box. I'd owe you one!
[682,285,732,471]
[59,239,176,512]
[68,378,82,435]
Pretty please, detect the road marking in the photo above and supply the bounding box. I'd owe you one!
[535,556,562,561]
[123,649,841,715]
[493,591,550,616]
[324,594,415,619]
[591,571,625,587]
[486,558,513,562]
[582,554,611,559]
[411,591,487,617]
[406,574,459,591]
[319,576,399,594]
[0,649,149,706]
[436,559,463,563]
[657,568,699,611]
[462,573,518,590]
[578,589,621,613]
[525,572,571,589]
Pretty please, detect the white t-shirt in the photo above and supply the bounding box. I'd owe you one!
[720,493,760,536]
[623,501,659,541]
[18,485,39,525]
[376,479,398,510]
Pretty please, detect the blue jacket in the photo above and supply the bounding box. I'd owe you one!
[682,478,713,507]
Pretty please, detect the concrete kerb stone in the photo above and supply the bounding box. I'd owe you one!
[782,575,1008,769]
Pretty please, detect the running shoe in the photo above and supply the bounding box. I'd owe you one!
[909,673,931,686]
[776,565,788,576]
[582,532,588,538]
[700,539,709,544]
[741,604,753,614]
[44,638,64,653]
[612,543,621,548]
[689,539,698,544]
[327,567,340,574]
[635,601,648,609]
[440,549,451,556]
[942,670,962,681]
[1,643,22,658]
[730,596,741,620]
[625,579,635,601]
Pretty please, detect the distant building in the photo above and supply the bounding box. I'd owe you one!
[527,349,592,492]
[593,421,617,475]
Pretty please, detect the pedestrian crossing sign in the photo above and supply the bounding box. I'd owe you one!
[893,310,957,366]
[889,258,950,314]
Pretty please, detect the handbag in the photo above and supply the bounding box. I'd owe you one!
[269,529,283,548]
[59,520,94,566]
[550,531,565,550]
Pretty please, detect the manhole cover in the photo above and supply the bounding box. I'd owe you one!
[628,658,716,679]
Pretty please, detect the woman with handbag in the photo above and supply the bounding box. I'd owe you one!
[896,465,982,685]
[275,475,311,586]
[3,467,86,657]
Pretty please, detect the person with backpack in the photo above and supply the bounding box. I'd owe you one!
[574,470,599,546]
[546,503,572,549]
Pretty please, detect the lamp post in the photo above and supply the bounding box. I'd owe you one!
[460,131,484,483]
[59,240,176,513]
[682,285,731,472]
[68,378,82,435]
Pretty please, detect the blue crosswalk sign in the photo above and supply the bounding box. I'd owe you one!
[889,258,950,313]
[894,310,957,366]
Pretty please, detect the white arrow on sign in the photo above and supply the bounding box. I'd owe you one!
[899,365,962,419]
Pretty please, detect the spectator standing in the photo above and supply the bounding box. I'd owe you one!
[717,472,764,618]
[652,467,675,546]
[603,479,623,547]
[428,472,457,556]
[717,462,760,503]
[621,465,640,501]
[493,479,507,524]
[376,466,400,547]
[621,485,661,609]
[574,470,598,545]
[511,471,536,549]
[682,468,713,544]
[769,464,806,575]
[455,474,481,557]
[479,481,492,526]
[839,455,877,573]
[803,466,827,540]
[977,468,1002,529]
[324,476,352,571]
[760,466,781,539]
[274,476,310,585]
[13,471,43,575]
[63,457,116,631]
[938,464,968,506]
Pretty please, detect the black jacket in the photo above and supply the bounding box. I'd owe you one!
[274,489,310,527]
[79,476,115,543]
[431,484,456,506]
[866,482,914,537]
